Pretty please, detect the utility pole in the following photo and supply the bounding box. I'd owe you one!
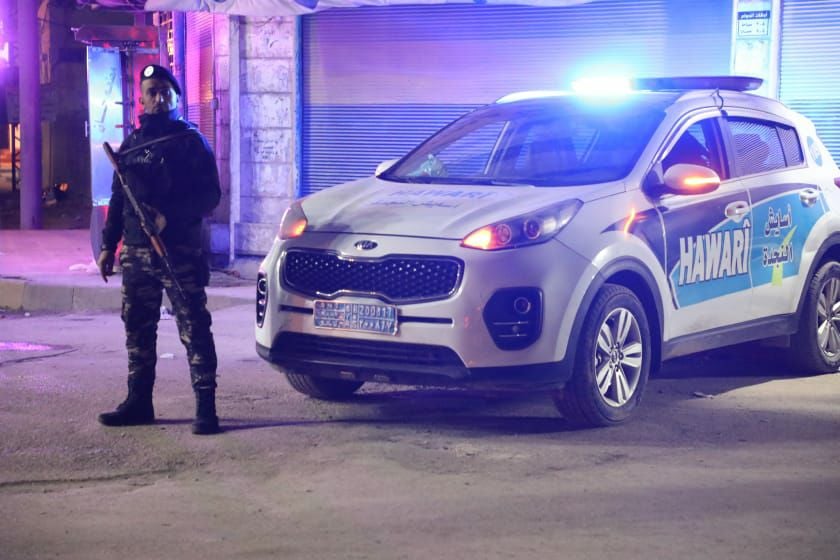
[18,0,42,229]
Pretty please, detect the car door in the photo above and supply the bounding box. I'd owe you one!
[655,115,756,334]
[724,115,827,318]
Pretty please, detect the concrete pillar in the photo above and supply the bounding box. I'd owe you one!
[229,16,240,266]
[18,0,41,229]
[731,0,780,98]
[173,12,186,112]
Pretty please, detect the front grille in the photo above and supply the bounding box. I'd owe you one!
[283,249,463,303]
[273,332,465,368]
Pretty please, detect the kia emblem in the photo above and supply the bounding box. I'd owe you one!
[354,240,378,251]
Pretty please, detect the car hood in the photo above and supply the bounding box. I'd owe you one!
[301,176,623,239]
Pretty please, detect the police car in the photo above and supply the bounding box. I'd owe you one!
[255,76,840,427]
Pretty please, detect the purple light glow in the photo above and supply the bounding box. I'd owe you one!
[0,342,54,351]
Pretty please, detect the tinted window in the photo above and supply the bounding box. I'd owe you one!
[662,119,726,178]
[729,118,792,176]
[777,125,804,166]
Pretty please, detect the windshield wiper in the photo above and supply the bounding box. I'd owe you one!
[387,175,436,184]
[486,179,534,187]
[386,176,533,187]
[438,177,534,187]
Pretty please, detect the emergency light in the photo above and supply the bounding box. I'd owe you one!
[571,76,633,95]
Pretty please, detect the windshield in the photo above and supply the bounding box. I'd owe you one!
[381,95,673,187]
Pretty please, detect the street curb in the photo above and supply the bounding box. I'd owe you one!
[0,276,253,313]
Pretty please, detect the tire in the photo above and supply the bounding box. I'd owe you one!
[285,370,364,400]
[554,284,652,427]
[789,261,840,374]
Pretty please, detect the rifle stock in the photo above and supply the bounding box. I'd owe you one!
[102,141,188,307]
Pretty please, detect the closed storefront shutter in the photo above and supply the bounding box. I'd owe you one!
[780,0,840,163]
[301,0,732,195]
[185,12,217,150]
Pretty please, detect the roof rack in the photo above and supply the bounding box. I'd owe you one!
[632,76,763,92]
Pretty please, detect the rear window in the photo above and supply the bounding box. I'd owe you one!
[728,117,804,176]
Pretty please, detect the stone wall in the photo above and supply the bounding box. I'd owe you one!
[236,16,296,257]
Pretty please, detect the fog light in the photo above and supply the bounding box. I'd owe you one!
[513,296,532,315]
[483,288,543,350]
[256,272,268,327]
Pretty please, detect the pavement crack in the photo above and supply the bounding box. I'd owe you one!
[0,467,175,490]
[0,347,78,366]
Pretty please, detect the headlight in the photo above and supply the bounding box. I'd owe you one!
[278,201,308,240]
[461,199,582,251]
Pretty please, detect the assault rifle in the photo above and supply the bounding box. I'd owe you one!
[102,141,188,307]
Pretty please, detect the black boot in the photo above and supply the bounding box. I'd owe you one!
[192,388,220,435]
[98,377,154,426]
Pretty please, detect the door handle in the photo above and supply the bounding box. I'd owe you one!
[725,200,750,222]
[800,188,820,207]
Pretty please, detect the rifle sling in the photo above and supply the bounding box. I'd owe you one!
[116,130,199,158]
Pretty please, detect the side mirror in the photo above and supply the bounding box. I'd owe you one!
[663,163,721,195]
[375,158,399,177]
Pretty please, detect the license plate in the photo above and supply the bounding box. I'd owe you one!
[313,300,398,335]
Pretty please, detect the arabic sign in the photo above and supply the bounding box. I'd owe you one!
[737,10,770,37]
[731,0,778,98]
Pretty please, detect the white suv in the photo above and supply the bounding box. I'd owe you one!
[256,76,840,427]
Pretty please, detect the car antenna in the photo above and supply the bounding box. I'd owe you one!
[713,88,725,111]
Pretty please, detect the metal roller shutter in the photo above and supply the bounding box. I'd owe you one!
[780,0,840,164]
[185,12,217,150]
[301,0,732,196]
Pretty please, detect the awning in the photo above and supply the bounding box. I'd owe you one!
[79,0,593,16]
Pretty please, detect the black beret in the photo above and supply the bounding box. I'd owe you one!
[140,64,181,96]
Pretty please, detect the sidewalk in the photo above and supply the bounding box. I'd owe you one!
[0,229,254,312]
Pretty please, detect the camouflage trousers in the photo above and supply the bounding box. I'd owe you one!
[120,246,217,390]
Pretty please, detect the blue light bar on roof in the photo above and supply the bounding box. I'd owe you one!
[633,76,763,92]
[495,75,765,105]
[571,76,633,95]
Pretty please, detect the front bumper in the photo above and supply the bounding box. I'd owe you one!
[255,232,594,388]
[256,336,572,390]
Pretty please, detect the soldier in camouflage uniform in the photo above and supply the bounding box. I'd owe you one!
[97,64,222,435]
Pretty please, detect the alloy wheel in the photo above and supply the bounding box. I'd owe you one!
[816,277,840,359]
[594,307,644,407]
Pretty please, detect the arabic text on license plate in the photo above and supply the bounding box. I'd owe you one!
[313,300,398,335]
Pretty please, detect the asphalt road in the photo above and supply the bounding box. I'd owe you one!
[1,305,838,560]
